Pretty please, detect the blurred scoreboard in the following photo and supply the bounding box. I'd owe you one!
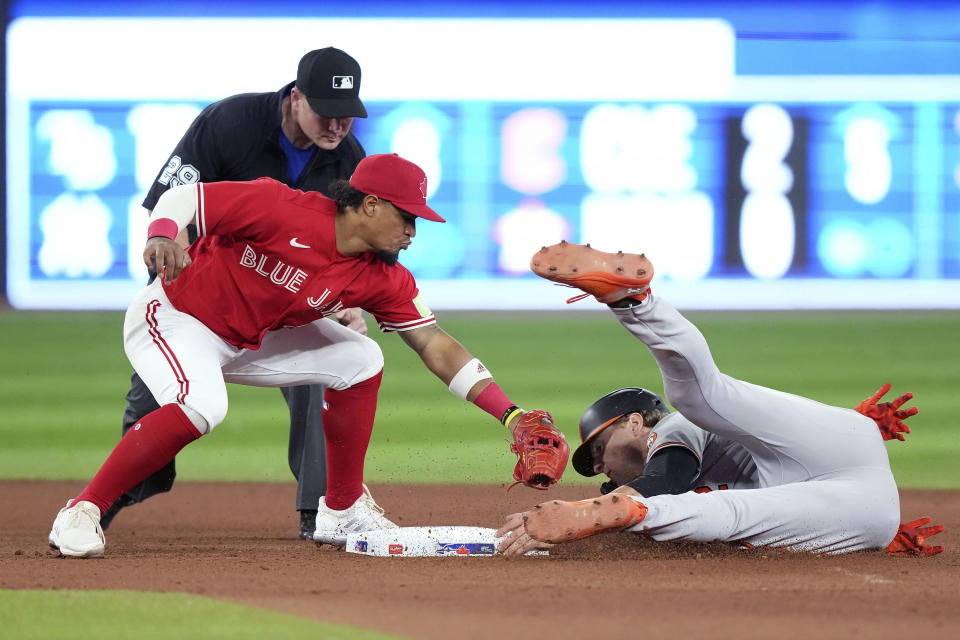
[6,17,960,309]
[357,98,960,284]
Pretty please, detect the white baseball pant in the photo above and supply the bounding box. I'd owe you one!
[613,296,900,554]
[123,280,383,434]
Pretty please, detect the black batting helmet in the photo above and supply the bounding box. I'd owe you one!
[571,387,670,476]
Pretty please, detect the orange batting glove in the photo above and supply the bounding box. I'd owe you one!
[855,383,917,441]
[886,517,945,557]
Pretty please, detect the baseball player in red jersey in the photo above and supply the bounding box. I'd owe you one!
[497,242,944,557]
[108,47,371,540]
[48,154,567,557]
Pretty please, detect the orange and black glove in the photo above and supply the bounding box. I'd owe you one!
[886,517,945,557]
[855,383,917,441]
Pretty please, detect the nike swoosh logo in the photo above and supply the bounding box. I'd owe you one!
[290,237,311,249]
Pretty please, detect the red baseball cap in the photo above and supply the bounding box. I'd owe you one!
[349,153,446,223]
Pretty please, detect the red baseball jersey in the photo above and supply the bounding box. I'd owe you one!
[161,178,435,349]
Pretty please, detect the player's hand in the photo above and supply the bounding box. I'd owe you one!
[886,517,945,556]
[334,307,368,335]
[854,383,917,441]
[495,511,554,556]
[144,237,191,284]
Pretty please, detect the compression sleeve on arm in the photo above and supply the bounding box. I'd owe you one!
[624,447,700,497]
[147,184,199,239]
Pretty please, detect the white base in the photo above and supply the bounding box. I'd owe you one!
[346,526,548,557]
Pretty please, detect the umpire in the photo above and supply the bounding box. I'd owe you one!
[103,47,369,539]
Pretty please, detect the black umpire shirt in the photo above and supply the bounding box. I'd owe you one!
[142,81,366,211]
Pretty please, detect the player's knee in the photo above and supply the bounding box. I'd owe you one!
[853,475,901,549]
[360,336,384,372]
[182,391,228,434]
[179,405,212,435]
[332,336,383,390]
[873,503,902,549]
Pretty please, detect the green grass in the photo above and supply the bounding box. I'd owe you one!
[1,309,958,488]
[0,590,402,640]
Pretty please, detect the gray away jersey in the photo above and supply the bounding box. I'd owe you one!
[646,413,760,492]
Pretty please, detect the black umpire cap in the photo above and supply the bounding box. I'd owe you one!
[572,387,670,477]
[296,47,367,118]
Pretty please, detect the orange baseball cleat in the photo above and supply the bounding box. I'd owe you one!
[523,493,649,544]
[530,241,654,304]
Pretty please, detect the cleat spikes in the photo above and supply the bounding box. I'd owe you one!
[529,242,653,305]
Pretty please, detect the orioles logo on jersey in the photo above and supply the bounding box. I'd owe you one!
[646,432,657,449]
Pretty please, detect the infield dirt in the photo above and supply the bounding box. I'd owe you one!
[3,481,959,638]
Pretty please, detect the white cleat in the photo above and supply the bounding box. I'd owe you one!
[313,485,398,547]
[49,499,105,558]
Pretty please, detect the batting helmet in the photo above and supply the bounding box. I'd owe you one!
[571,387,670,476]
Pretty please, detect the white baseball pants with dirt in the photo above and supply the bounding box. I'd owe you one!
[613,296,900,554]
[123,279,383,434]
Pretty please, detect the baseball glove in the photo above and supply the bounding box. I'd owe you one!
[509,410,570,490]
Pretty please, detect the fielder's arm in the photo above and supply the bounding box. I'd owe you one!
[400,324,569,489]
[143,185,197,284]
[399,324,511,415]
[144,212,192,249]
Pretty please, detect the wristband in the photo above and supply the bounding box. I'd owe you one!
[147,218,179,240]
[500,405,524,428]
[448,358,493,400]
[472,382,515,421]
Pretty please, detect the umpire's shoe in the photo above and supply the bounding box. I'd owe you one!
[98,494,137,531]
[530,241,653,305]
[49,499,106,558]
[299,509,318,541]
[523,493,648,544]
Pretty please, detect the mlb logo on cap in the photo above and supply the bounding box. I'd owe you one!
[296,47,367,118]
